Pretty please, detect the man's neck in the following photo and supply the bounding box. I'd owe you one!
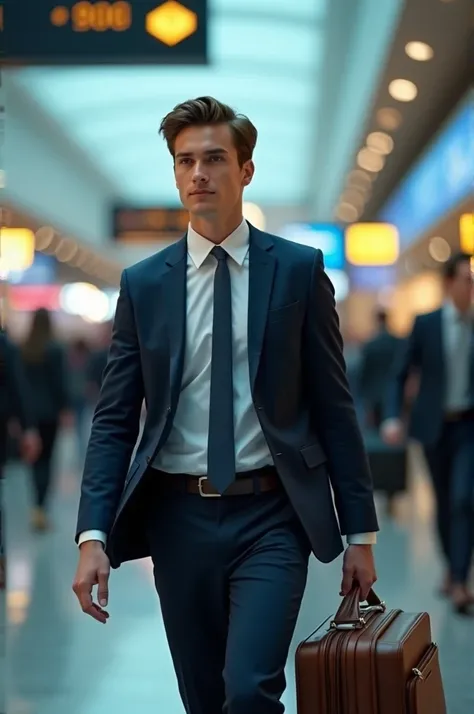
[190,214,244,245]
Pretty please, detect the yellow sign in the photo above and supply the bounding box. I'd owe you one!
[0,228,35,273]
[460,213,474,254]
[146,1,197,46]
[345,223,399,266]
[51,2,132,32]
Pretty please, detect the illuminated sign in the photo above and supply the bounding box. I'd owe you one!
[380,95,474,249]
[112,206,189,242]
[281,223,345,270]
[2,0,208,65]
[460,213,474,254]
[345,223,399,266]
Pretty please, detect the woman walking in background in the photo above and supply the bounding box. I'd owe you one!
[21,308,70,532]
[68,338,92,467]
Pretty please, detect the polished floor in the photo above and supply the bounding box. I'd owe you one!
[3,434,474,714]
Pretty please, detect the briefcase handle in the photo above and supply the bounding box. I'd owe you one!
[331,583,386,630]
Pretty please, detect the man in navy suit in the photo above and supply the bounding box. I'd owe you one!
[383,252,474,614]
[73,97,378,714]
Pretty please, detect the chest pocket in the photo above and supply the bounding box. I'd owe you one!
[267,300,301,325]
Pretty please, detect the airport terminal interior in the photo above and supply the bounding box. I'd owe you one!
[1,0,474,713]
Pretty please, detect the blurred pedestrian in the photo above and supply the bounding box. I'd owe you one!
[21,308,71,531]
[68,338,92,465]
[383,252,474,615]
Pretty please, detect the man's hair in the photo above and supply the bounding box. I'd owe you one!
[159,96,258,167]
[442,251,471,280]
[375,308,388,328]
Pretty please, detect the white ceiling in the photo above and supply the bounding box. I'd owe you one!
[9,0,404,223]
[11,0,327,207]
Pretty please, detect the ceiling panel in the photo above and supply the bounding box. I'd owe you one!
[7,0,405,222]
[11,1,326,206]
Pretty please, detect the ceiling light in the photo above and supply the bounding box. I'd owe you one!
[35,226,56,251]
[389,79,418,102]
[346,170,374,189]
[376,107,403,131]
[366,132,394,155]
[428,237,451,262]
[340,188,366,210]
[405,41,434,62]
[336,203,359,223]
[357,148,385,173]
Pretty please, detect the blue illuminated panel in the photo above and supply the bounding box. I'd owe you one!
[281,223,345,270]
[379,97,474,249]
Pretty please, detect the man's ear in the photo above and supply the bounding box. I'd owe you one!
[242,160,255,187]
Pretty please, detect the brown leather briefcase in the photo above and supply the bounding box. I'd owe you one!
[295,586,446,714]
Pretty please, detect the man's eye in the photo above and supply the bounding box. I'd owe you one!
[209,155,224,162]
[179,158,192,165]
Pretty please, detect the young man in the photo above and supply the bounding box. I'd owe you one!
[383,252,474,615]
[73,97,378,714]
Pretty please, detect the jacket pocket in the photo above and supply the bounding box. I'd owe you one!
[300,442,327,469]
[267,300,300,324]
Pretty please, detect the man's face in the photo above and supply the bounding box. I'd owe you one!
[173,123,254,219]
[447,260,473,312]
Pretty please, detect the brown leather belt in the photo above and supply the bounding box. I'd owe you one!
[156,466,281,497]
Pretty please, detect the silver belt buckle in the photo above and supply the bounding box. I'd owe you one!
[198,476,221,498]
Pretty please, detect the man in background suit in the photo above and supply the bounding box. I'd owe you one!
[73,97,378,714]
[383,252,474,615]
[359,308,403,429]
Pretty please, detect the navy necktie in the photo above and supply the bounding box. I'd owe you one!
[207,246,236,493]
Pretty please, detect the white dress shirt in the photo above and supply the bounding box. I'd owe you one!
[442,301,473,412]
[79,219,375,547]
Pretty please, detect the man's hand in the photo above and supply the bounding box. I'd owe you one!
[341,545,377,600]
[72,541,110,624]
[381,418,404,446]
[21,429,42,464]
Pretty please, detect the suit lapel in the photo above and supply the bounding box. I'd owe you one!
[248,226,276,391]
[162,237,187,408]
[432,308,445,379]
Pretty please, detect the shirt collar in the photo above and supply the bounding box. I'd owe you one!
[187,219,250,268]
[443,300,473,323]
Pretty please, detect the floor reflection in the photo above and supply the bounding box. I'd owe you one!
[4,436,474,714]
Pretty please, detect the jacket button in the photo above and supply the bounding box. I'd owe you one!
[276,453,282,457]
[146,456,151,464]
[166,406,171,414]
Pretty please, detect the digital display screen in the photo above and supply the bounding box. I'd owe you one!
[112,206,189,241]
[280,223,345,270]
[2,0,208,65]
[379,95,474,249]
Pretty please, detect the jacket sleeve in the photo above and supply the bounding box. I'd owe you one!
[384,319,420,420]
[303,250,378,536]
[75,270,145,539]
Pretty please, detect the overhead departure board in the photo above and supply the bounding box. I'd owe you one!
[1,0,208,65]
[112,206,189,242]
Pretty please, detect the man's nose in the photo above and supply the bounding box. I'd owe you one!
[192,163,209,183]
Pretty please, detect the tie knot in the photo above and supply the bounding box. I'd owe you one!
[212,246,228,262]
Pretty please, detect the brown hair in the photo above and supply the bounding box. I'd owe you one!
[159,96,258,167]
[22,307,54,363]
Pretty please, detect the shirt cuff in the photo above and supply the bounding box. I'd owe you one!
[78,530,107,547]
[347,532,377,545]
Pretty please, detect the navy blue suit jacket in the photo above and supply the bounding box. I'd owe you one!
[76,225,378,568]
[386,308,474,445]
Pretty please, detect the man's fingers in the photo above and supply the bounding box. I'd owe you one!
[359,573,377,601]
[73,583,109,624]
[340,567,354,596]
[97,568,110,608]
